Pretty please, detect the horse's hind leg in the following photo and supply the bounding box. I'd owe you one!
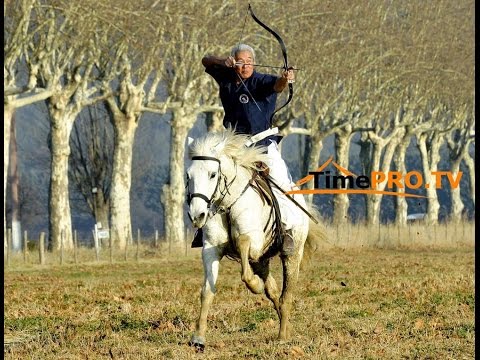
[252,261,281,317]
[189,247,222,350]
[278,254,302,340]
[237,234,264,294]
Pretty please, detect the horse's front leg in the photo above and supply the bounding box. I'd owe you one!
[236,234,264,294]
[189,246,222,351]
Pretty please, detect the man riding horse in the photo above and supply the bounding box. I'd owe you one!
[192,43,301,255]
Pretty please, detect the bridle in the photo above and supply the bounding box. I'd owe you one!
[186,156,237,219]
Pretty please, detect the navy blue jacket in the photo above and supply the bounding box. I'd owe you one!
[205,65,281,146]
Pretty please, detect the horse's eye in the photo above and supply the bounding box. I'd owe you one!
[209,172,217,179]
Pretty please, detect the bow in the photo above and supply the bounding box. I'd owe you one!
[247,4,293,130]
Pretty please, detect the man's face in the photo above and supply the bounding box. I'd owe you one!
[234,50,254,79]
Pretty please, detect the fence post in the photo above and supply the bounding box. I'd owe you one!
[154,230,158,248]
[39,232,45,265]
[23,230,28,264]
[74,230,78,264]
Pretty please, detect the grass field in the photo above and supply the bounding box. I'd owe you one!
[4,230,475,359]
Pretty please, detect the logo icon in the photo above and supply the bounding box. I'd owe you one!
[239,94,249,104]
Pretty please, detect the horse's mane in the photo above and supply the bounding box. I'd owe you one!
[188,128,269,171]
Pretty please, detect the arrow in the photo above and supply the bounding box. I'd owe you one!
[235,62,302,71]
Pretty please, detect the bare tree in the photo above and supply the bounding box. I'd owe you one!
[8,114,21,251]
[69,104,113,234]
[392,92,435,225]
[462,143,475,207]
[145,2,234,245]
[83,0,173,249]
[4,0,54,243]
[416,102,459,225]
[32,2,110,249]
[359,99,409,225]
[445,105,474,222]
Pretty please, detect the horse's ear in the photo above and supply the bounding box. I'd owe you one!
[187,137,194,146]
[213,139,226,155]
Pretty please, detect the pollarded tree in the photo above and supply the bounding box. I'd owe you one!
[7,114,21,251]
[392,89,437,225]
[69,104,113,236]
[462,143,475,207]
[85,0,174,249]
[445,105,474,222]
[4,0,55,244]
[415,101,460,225]
[146,2,238,245]
[32,1,110,249]
[358,93,412,225]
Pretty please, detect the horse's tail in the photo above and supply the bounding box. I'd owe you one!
[301,205,327,270]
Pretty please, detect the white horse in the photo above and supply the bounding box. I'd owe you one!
[186,129,324,350]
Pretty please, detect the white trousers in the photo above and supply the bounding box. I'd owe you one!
[264,142,306,230]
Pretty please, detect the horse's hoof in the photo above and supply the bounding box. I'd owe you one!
[189,335,205,352]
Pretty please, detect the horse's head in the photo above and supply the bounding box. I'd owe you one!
[186,157,222,228]
[186,129,269,228]
[186,137,230,228]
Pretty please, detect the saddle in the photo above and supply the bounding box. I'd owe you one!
[249,164,286,254]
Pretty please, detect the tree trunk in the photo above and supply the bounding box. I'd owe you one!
[4,105,14,249]
[449,160,463,223]
[48,114,75,250]
[417,134,441,225]
[109,114,137,249]
[95,190,110,230]
[162,108,193,245]
[463,151,475,206]
[365,141,383,225]
[303,134,323,205]
[366,131,402,225]
[333,127,352,224]
[9,114,22,251]
[94,190,110,247]
[394,139,410,225]
[205,111,223,132]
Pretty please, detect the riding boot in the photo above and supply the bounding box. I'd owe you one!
[281,229,295,256]
[191,228,203,248]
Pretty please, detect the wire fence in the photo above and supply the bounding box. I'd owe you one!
[3,222,475,268]
[3,228,196,268]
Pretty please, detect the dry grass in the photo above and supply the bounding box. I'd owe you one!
[3,224,475,359]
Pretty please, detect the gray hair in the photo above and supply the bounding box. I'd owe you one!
[230,44,255,62]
